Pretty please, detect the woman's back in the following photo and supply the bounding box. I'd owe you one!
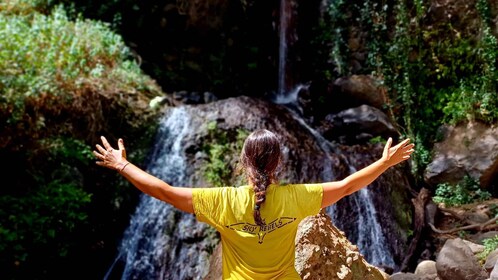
[192,183,323,279]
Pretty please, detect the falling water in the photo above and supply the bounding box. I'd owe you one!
[278,0,290,97]
[104,107,212,280]
[284,105,395,267]
[328,163,395,267]
[274,0,396,268]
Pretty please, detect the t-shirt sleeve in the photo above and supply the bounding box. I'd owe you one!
[191,187,227,228]
[295,183,323,218]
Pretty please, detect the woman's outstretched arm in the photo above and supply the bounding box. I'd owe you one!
[321,138,414,208]
[93,136,194,213]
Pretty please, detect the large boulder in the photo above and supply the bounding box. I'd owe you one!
[295,211,388,280]
[332,75,388,110]
[435,238,488,280]
[424,121,498,188]
[318,105,398,144]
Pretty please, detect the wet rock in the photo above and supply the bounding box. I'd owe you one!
[172,90,218,104]
[435,238,488,280]
[332,75,388,110]
[318,105,397,144]
[424,121,498,188]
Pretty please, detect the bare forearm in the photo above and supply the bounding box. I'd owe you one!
[119,162,172,200]
[118,163,194,213]
[341,158,390,195]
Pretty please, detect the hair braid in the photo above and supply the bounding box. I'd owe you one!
[239,129,282,227]
[251,170,270,226]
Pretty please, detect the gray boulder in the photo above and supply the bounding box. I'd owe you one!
[436,238,488,280]
[424,121,498,188]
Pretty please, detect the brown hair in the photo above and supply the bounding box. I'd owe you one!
[240,129,282,226]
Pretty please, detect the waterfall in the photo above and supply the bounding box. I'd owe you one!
[327,163,395,267]
[278,0,290,97]
[275,0,396,268]
[284,106,395,267]
[104,107,212,280]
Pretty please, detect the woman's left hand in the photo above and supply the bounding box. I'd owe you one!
[382,137,415,167]
[93,136,129,171]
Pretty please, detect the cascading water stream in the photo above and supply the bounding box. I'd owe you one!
[104,107,211,280]
[275,0,395,268]
[278,0,290,97]
[282,103,395,267]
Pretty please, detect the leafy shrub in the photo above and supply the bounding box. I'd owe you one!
[202,121,248,188]
[433,176,492,206]
[478,235,498,262]
[0,4,161,146]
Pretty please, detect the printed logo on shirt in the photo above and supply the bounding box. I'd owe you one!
[226,217,296,244]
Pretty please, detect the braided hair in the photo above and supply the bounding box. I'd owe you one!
[240,129,282,226]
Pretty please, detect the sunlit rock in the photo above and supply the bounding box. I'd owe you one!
[424,121,498,188]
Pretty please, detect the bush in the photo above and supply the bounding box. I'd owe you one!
[0,3,162,278]
[202,121,249,188]
[433,176,492,206]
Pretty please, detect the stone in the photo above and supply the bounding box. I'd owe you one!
[491,260,498,280]
[485,249,498,272]
[390,273,422,280]
[295,211,388,280]
[471,231,498,244]
[414,260,437,279]
[332,75,388,110]
[435,238,488,280]
[424,121,498,188]
[318,105,398,144]
[461,239,485,255]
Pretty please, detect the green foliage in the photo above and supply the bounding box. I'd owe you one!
[316,0,498,176]
[0,181,91,262]
[478,235,498,262]
[0,3,161,278]
[0,4,160,129]
[433,176,492,206]
[202,121,248,188]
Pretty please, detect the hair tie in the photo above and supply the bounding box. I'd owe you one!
[254,204,260,210]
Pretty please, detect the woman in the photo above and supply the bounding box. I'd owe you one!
[93,129,414,279]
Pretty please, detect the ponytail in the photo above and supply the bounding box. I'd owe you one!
[239,129,281,227]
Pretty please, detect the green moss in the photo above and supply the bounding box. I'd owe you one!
[202,121,249,188]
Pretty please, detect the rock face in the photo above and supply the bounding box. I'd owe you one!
[295,211,388,280]
[155,96,412,277]
[318,105,397,144]
[424,121,498,188]
[332,75,388,110]
[435,238,488,280]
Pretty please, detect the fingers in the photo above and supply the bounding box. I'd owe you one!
[383,137,393,157]
[394,138,411,149]
[386,137,393,149]
[93,150,105,160]
[95,144,106,154]
[118,138,125,151]
[101,136,112,150]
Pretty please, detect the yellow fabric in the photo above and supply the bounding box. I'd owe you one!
[192,183,323,280]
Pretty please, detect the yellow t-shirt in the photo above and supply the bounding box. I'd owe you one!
[192,183,323,280]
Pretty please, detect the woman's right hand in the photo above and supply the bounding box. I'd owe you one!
[93,136,129,172]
